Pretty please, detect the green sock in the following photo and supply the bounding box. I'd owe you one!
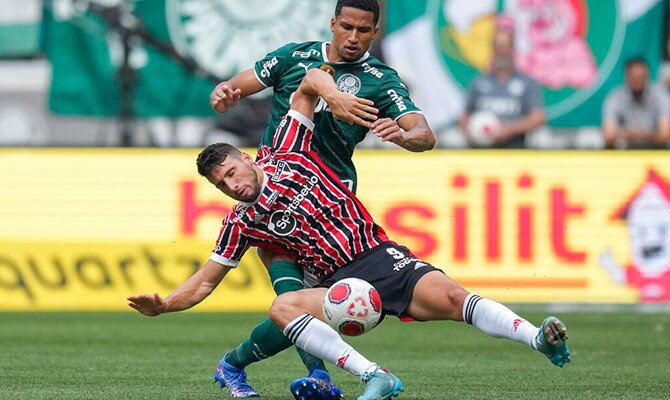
[268,260,304,295]
[224,261,328,373]
[268,261,328,373]
[224,318,293,369]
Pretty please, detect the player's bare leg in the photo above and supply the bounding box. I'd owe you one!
[405,271,571,367]
[271,289,403,400]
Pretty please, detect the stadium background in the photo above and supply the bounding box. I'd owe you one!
[1,0,669,310]
[2,2,670,400]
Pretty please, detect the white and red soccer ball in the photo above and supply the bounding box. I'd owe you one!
[322,278,382,336]
[466,111,500,146]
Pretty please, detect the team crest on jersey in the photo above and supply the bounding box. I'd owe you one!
[337,73,361,95]
[267,210,298,236]
[272,161,292,182]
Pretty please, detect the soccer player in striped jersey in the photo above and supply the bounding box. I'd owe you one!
[208,0,434,397]
[128,68,570,400]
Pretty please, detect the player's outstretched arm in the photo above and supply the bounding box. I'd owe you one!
[372,112,436,152]
[210,69,266,113]
[127,260,232,316]
[295,68,378,128]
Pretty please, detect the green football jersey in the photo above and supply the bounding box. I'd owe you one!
[253,41,421,193]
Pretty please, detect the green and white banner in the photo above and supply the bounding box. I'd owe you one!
[383,0,667,128]
[42,0,334,117]
[0,0,41,57]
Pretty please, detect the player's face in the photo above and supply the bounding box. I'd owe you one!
[330,7,379,62]
[206,154,262,202]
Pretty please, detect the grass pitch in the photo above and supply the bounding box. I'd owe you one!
[1,309,668,399]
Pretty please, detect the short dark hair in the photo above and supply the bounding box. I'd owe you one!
[335,0,380,25]
[625,56,648,70]
[196,143,241,177]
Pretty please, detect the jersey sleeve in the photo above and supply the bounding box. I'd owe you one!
[375,71,422,121]
[272,110,315,153]
[253,42,299,88]
[209,218,250,267]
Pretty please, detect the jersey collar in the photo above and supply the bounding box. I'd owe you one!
[321,42,370,64]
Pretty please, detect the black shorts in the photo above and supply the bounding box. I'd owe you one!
[319,242,442,317]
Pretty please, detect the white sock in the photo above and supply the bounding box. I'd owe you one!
[283,314,378,375]
[462,294,538,349]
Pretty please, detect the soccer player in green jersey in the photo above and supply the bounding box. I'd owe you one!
[208,1,435,398]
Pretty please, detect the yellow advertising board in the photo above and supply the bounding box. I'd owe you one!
[1,149,667,310]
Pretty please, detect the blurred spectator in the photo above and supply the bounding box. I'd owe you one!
[458,15,546,149]
[602,57,670,149]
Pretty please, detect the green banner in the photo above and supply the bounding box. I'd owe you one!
[41,0,334,117]
[383,0,668,128]
[0,24,41,57]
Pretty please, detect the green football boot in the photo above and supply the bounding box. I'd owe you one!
[535,316,571,367]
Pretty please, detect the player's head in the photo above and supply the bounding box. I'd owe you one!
[335,0,379,25]
[624,57,649,98]
[330,0,380,62]
[196,143,262,203]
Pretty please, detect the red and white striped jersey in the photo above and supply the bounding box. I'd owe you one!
[210,110,389,281]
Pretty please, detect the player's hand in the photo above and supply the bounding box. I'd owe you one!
[327,92,378,129]
[127,293,167,317]
[372,118,403,144]
[210,82,242,113]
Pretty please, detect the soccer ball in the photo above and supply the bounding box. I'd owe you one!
[322,278,382,336]
[466,111,500,146]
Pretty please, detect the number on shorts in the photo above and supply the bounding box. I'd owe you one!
[386,248,405,259]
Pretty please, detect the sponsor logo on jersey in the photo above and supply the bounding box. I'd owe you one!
[337,73,362,95]
[298,62,314,73]
[288,90,330,112]
[267,210,297,236]
[260,56,279,78]
[314,97,330,112]
[253,213,263,223]
[292,49,321,59]
[231,204,251,223]
[267,190,280,206]
[362,62,383,78]
[267,175,319,236]
[387,89,407,112]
